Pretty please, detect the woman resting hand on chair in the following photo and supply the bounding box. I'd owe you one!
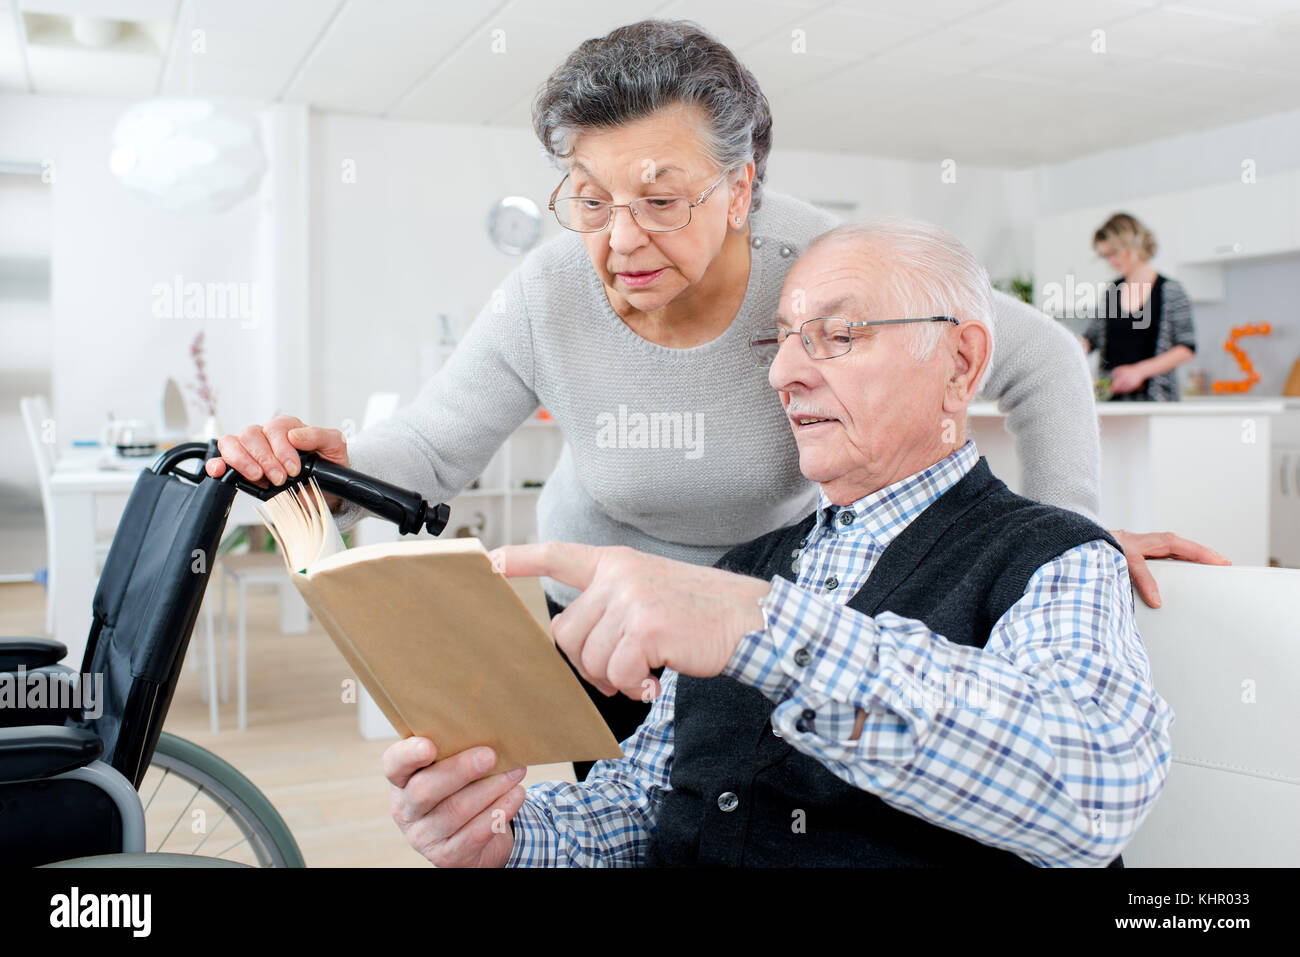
[203,414,350,514]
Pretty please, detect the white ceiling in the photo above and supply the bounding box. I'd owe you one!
[4,0,1300,166]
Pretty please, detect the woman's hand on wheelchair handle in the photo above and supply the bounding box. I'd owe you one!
[203,414,350,507]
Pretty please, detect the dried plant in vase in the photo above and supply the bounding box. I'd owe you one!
[187,331,222,440]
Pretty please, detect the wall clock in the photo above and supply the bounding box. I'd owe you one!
[488,196,542,255]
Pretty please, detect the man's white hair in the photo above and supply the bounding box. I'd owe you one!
[806,218,996,391]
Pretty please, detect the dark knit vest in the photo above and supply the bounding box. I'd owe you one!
[646,457,1124,868]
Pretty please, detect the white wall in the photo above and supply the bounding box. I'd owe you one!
[0,172,52,490]
[1192,256,1300,391]
[1035,106,1300,215]
[766,148,1037,282]
[308,114,565,434]
[0,92,278,451]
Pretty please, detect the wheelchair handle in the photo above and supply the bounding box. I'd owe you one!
[156,442,451,537]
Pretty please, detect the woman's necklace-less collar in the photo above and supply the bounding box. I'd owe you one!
[1119,267,1158,312]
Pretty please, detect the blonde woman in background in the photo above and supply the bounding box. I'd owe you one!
[1080,213,1197,400]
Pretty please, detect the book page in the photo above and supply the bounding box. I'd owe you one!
[252,476,346,573]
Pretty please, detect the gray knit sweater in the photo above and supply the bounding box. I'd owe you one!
[335,190,1101,604]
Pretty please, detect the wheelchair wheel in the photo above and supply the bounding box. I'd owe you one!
[137,732,305,867]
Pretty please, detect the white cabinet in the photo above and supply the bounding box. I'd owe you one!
[1271,407,1300,568]
[1171,173,1297,265]
[1032,170,1300,305]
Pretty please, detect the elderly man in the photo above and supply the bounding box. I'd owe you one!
[384,219,1173,868]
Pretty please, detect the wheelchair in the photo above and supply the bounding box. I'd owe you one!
[1,440,450,867]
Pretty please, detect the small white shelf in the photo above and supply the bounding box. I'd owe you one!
[442,414,563,547]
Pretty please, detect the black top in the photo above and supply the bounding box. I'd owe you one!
[1100,275,1164,400]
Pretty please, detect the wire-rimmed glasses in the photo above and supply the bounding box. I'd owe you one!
[548,170,731,233]
[749,316,960,366]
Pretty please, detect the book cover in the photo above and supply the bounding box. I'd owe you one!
[253,478,623,774]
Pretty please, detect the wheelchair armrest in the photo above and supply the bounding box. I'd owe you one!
[0,636,69,671]
[0,726,103,782]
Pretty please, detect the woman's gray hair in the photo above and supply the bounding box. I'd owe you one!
[532,19,773,210]
[807,219,997,391]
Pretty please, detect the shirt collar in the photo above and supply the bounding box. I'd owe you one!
[808,440,979,549]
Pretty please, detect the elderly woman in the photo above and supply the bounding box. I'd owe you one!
[205,20,1221,770]
[1081,212,1197,400]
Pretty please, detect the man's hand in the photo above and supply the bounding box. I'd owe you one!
[491,542,772,700]
[1108,364,1146,395]
[383,737,525,867]
[1111,529,1232,608]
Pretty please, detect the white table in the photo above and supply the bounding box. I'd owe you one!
[48,447,307,670]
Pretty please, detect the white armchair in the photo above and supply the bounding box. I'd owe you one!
[1124,561,1300,866]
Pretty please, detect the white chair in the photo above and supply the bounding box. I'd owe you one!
[1124,561,1300,866]
[18,395,113,633]
[215,547,299,732]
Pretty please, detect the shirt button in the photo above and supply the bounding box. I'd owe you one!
[798,538,807,548]
[839,511,855,526]
[824,575,839,590]
[771,724,783,738]
[791,558,801,574]
[793,647,812,667]
[780,245,792,257]
[717,791,739,813]
[751,237,764,249]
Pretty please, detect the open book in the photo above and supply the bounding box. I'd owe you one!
[252,478,622,773]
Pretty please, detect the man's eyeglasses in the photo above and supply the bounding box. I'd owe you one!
[749,316,960,367]
[548,170,731,233]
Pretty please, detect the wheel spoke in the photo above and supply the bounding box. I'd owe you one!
[192,810,227,854]
[215,835,250,858]
[154,786,201,853]
[142,767,171,811]
[144,737,300,867]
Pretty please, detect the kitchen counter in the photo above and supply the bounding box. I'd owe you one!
[966,396,1291,565]
[969,398,1287,416]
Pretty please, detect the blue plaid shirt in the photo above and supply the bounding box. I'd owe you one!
[507,441,1173,867]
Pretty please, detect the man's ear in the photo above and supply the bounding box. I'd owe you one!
[943,320,991,412]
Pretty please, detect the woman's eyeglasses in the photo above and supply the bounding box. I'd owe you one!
[749,316,960,366]
[548,171,731,233]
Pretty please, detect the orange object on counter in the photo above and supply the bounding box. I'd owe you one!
[1212,323,1271,394]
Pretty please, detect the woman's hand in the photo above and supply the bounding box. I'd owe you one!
[203,414,351,508]
[1111,529,1232,608]
[1108,364,1147,395]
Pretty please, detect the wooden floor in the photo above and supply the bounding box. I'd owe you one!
[0,576,576,867]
